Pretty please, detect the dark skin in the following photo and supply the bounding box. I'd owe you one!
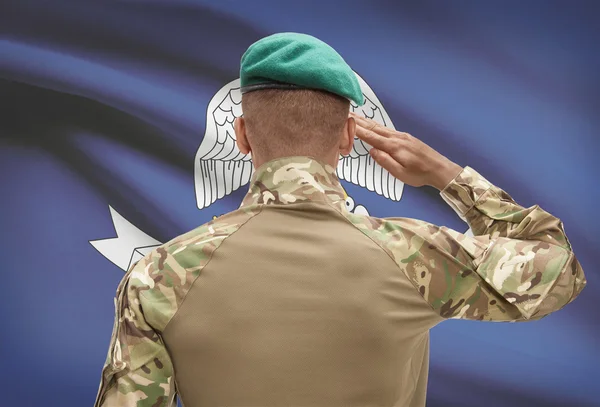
[234,111,462,192]
[234,115,355,169]
[350,112,463,191]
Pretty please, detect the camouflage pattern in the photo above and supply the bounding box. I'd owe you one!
[240,155,349,211]
[437,166,586,319]
[94,206,263,407]
[96,155,586,405]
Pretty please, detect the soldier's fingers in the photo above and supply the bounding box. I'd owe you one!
[355,124,399,153]
[350,113,390,136]
[369,148,406,181]
[350,112,407,139]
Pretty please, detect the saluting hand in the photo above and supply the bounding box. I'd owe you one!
[350,112,463,191]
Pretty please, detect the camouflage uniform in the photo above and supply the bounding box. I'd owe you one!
[94,155,586,407]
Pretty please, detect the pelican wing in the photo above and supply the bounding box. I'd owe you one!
[337,72,405,201]
[194,79,254,209]
[195,73,404,210]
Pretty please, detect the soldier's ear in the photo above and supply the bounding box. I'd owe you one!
[234,117,251,155]
[339,116,356,156]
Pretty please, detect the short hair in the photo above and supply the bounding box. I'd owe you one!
[241,89,350,158]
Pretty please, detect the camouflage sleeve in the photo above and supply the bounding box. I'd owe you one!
[385,166,586,322]
[94,262,177,407]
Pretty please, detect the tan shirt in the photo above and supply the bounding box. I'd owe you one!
[95,155,586,407]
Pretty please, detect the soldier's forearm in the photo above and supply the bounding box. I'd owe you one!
[440,166,571,246]
[429,160,463,191]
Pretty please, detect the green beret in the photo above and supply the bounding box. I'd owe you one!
[240,32,365,106]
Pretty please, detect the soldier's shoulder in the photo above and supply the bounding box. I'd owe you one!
[338,211,445,267]
[124,206,263,329]
[129,206,262,286]
[341,211,431,243]
[168,206,261,251]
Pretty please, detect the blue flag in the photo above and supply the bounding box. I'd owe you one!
[0,1,597,406]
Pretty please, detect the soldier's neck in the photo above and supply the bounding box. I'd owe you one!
[251,150,340,171]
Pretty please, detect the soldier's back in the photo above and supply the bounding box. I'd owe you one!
[161,200,437,407]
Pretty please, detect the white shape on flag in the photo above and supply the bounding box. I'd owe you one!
[90,206,162,271]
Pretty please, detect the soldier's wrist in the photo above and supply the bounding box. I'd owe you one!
[430,161,463,191]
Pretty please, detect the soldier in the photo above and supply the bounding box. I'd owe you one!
[94,32,586,407]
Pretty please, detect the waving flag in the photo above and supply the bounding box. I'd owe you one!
[0,1,597,406]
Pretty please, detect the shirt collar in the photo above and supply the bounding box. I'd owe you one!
[240,155,348,212]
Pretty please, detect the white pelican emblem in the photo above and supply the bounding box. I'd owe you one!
[194,72,405,216]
